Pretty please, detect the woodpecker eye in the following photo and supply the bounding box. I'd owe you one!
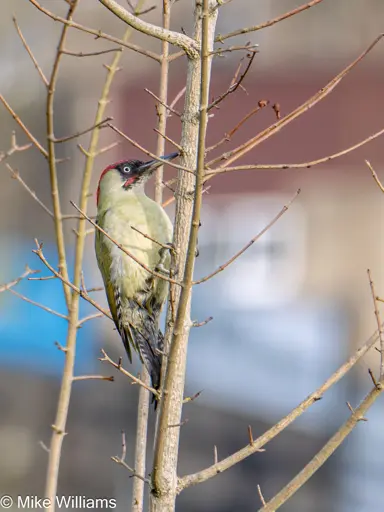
[122,165,131,174]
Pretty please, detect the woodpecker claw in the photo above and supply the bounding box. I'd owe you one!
[155,263,170,276]
[160,242,177,255]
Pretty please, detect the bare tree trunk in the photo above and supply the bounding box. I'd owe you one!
[150,1,218,510]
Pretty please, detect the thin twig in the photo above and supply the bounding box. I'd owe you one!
[77,313,103,326]
[28,0,161,62]
[248,425,254,445]
[216,0,324,42]
[111,457,150,484]
[54,341,67,353]
[206,100,268,153]
[0,266,39,293]
[161,184,211,208]
[366,160,384,193]
[33,240,112,320]
[0,95,48,157]
[257,485,266,506]
[183,390,203,404]
[169,86,186,109]
[131,225,171,249]
[210,0,233,12]
[211,43,258,55]
[52,117,112,143]
[39,440,50,453]
[153,129,183,153]
[368,368,381,389]
[73,375,114,382]
[28,275,57,281]
[214,445,218,465]
[168,419,189,428]
[0,132,32,164]
[13,16,49,86]
[367,269,384,378]
[6,164,53,218]
[206,35,384,172]
[208,51,256,111]
[8,289,68,320]
[207,128,384,175]
[95,141,121,156]
[108,124,191,173]
[192,316,213,327]
[111,431,151,485]
[61,48,122,57]
[71,201,182,286]
[145,88,181,117]
[99,350,159,396]
[193,190,300,284]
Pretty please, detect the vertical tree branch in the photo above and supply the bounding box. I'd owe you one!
[154,0,171,203]
[150,1,218,510]
[131,380,150,512]
[46,1,77,310]
[43,2,80,506]
[44,17,134,509]
[132,0,162,505]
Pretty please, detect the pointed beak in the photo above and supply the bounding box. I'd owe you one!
[137,152,179,174]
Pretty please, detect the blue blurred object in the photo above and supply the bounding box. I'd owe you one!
[0,241,99,376]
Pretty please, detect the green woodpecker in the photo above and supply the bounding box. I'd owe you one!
[95,152,178,394]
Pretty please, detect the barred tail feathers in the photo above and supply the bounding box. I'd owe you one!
[129,325,161,390]
[116,294,162,390]
[113,285,133,363]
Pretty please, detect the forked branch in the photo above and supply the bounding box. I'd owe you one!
[177,325,380,491]
[259,381,384,511]
[28,0,161,62]
[97,0,199,58]
[33,241,112,321]
[208,127,384,175]
[207,34,384,172]
[0,266,39,293]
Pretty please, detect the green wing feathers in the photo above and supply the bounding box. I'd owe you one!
[95,216,163,391]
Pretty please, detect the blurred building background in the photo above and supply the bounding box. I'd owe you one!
[1,0,384,511]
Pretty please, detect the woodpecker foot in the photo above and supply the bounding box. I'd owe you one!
[158,242,177,258]
[155,242,177,276]
[155,263,170,276]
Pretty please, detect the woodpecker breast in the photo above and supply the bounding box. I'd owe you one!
[102,195,172,298]
[96,169,173,301]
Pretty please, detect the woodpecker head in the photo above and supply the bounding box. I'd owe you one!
[97,152,178,206]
